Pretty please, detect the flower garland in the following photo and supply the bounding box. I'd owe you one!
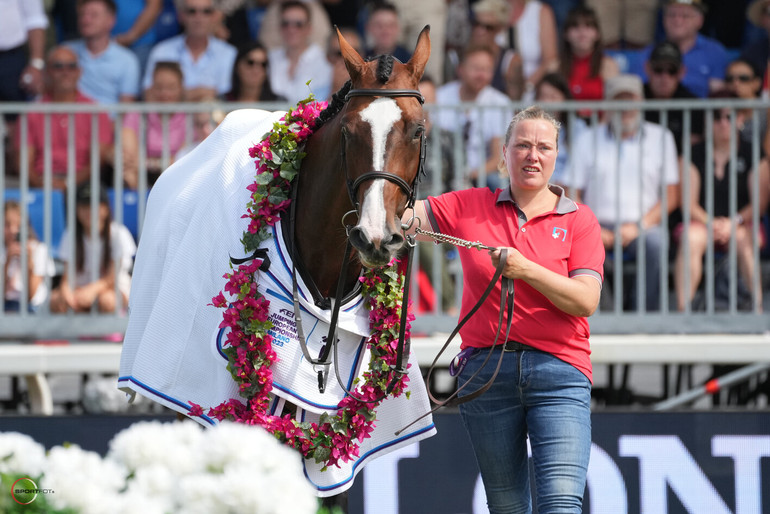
[191,96,413,471]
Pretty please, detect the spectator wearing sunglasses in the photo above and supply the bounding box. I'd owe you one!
[643,40,704,155]
[674,91,770,312]
[142,0,236,101]
[267,1,332,104]
[223,42,285,103]
[14,46,113,190]
[724,58,770,156]
[637,0,728,98]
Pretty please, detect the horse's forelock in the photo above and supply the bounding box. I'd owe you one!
[374,54,394,84]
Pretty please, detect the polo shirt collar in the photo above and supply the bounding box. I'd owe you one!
[497,185,578,215]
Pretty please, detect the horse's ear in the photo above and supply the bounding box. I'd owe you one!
[406,25,431,82]
[337,26,365,81]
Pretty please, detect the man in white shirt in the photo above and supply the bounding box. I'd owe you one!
[568,74,679,311]
[0,0,48,104]
[142,0,236,100]
[65,0,141,104]
[267,1,332,104]
[434,43,511,190]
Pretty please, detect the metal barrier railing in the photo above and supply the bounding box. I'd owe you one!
[0,99,768,338]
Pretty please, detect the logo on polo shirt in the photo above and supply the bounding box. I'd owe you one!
[552,227,567,241]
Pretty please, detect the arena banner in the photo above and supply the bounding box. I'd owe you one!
[2,412,768,513]
[347,411,770,514]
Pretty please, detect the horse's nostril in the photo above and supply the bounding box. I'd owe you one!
[349,226,373,252]
[385,232,404,249]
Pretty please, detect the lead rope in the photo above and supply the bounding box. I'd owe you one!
[394,244,515,436]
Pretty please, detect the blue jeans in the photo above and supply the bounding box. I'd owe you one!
[622,225,665,311]
[457,348,591,514]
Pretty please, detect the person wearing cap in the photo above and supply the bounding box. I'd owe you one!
[637,0,729,98]
[742,0,770,94]
[50,183,137,314]
[567,74,679,311]
[643,40,704,154]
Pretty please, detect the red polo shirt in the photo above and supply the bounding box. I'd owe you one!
[426,186,604,381]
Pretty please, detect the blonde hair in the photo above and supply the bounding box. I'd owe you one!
[504,105,561,147]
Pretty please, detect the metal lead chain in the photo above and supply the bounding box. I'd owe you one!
[415,227,496,252]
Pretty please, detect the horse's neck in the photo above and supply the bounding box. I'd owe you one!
[290,130,362,301]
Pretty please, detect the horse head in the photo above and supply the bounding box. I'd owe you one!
[338,26,431,268]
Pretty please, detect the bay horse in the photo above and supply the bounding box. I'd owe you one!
[119,27,436,503]
[291,27,431,301]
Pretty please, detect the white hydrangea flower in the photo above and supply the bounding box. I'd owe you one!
[41,444,126,514]
[0,432,46,476]
[107,420,205,475]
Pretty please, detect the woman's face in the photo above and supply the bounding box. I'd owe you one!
[237,48,268,87]
[150,69,184,102]
[725,62,760,99]
[76,203,109,232]
[504,118,558,192]
[565,19,599,55]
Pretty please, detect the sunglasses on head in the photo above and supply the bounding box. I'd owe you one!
[50,61,78,71]
[651,65,678,76]
[725,73,753,83]
[185,6,214,15]
[281,19,306,29]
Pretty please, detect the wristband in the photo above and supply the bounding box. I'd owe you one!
[29,58,45,71]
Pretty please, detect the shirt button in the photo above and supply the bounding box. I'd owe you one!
[521,228,526,232]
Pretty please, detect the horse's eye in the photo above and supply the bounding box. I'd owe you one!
[413,126,425,140]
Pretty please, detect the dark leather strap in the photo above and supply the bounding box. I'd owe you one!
[395,248,515,436]
[345,88,424,104]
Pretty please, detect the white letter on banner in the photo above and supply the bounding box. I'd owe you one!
[619,435,731,513]
[712,435,770,514]
[587,443,628,513]
[363,444,420,514]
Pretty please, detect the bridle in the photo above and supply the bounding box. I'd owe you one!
[290,87,426,402]
[342,88,427,211]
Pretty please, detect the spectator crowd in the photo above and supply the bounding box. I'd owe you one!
[2,0,770,315]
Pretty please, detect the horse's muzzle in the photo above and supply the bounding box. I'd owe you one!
[349,225,404,267]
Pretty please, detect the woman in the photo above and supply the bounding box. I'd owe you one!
[50,184,137,314]
[559,6,619,104]
[223,42,285,103]
[406,106,604,512]
[724,58,770,156]
[675,93,770,312]
[535,72,587,188]
[122,61,189,189]
[3,201,55,312]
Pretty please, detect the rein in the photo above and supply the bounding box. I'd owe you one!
[290,87,426,400]
[394,231,515,436]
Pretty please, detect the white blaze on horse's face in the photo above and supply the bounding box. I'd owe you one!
[357,97,402,242]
